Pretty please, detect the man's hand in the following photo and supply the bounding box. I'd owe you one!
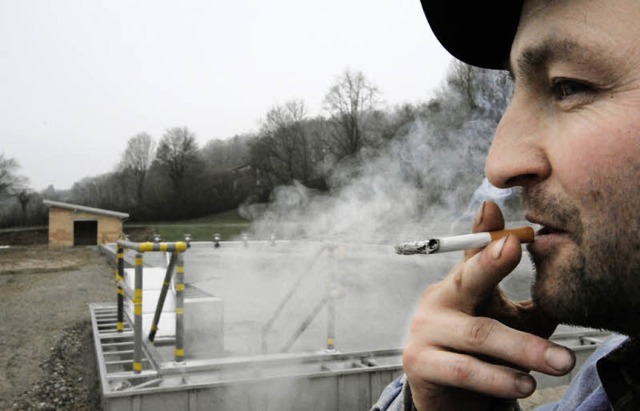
[403,201,576,411]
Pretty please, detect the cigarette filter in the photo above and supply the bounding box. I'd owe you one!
[395,227,535,255]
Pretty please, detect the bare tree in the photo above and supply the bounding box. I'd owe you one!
[371,103,423,142]
[250,100,316,185]
[408,61,514,216]
[0,154,28,199]
[119,132,156,207]
[70,172,130,212]
[430,60,513,133]
[323,69,380,159]
[16,190,32,225]
[201,133,252,173]
[154,127,201,198]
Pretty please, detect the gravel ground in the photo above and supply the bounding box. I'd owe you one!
[0,246,114,411]
[0,244,565,411]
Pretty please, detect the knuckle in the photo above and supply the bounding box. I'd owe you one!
[402,346,419,374]
[448,356,473,383]
[402,343,434,379]
[463,317,496,348]
[419,281,443,304]
[408,309,433,334]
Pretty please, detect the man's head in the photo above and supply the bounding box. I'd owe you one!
[423,0,640,337]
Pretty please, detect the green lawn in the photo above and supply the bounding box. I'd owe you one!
[125,209,252,242]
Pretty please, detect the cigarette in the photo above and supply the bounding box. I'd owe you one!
[394,227,535,255]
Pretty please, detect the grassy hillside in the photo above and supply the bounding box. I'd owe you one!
[124,209,252,242]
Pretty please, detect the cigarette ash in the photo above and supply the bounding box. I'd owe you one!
[394,239,440,255]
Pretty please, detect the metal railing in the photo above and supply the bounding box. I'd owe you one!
[260,243,342,354]
[115,239,189,373]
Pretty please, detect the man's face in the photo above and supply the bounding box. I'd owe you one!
[485,0,640,335]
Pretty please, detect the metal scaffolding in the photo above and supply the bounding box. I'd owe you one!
[115,240,189,373]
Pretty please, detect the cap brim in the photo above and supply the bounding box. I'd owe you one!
[420,1,523,70]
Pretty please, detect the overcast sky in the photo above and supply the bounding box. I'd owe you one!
[1,0,452,191]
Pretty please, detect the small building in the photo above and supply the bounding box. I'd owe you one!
[43,200,129,248]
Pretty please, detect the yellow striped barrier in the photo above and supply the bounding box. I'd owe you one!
[116,239,189,373]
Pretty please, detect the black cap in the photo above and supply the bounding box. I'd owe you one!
[420,1,524,70]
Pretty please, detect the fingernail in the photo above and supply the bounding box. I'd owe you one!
[474,201,486,226]
[491,235,509,259]
[545,346,574,373]
[515,373,535,396]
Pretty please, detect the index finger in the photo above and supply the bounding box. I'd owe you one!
[464,201,505,260]
[445,234,522,313]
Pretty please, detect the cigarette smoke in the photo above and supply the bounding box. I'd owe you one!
[190,66,531,359]
[243,124,509,244]
[242,64,518,243]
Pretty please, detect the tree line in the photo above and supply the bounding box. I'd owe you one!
[0,63,516,228]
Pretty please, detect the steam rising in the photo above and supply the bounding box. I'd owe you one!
[240,66,517,243]
[188,66,528,357]
[243,118,513,244]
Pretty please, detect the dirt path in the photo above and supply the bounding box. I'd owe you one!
[0,246,115,411]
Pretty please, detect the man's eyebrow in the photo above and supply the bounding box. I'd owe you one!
[507,37,597,80]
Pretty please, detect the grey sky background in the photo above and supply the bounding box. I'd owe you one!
[1,0,452,191]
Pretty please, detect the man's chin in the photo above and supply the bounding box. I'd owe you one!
[529,250,586,324]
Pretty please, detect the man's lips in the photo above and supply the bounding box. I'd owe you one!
[536,225,567,236]
[526,215,571,253]
[526,215,567,236]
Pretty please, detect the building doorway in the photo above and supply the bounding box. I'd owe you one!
[74,220,98,246]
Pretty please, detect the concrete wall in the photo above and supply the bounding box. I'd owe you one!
[48,207,124,248]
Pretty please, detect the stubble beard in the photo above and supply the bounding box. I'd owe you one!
[525,186,640,337]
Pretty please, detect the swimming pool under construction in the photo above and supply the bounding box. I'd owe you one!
[92,239,611,411]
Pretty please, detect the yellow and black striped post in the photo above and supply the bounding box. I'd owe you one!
[117,240,188,254]
[115,239,190,370]
[116,245,125,332]
[174,253,185,363]
[133,253,144,373]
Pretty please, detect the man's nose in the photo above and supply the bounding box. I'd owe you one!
[485,99,550,189]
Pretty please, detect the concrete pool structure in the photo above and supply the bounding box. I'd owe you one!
[93,240,610,411]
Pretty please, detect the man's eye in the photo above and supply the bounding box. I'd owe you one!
[551,78,594,100]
